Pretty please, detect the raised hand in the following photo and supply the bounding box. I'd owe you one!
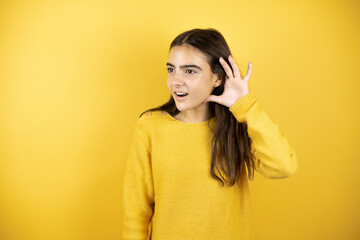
[204,55,252,108]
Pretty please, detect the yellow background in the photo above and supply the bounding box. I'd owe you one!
[0,0,359,239]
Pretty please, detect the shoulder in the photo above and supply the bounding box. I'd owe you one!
[138,110,168,122]
[135,110,169,132]
[141,110,168,119]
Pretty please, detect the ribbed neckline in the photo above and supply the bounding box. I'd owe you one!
[164,112,216,127]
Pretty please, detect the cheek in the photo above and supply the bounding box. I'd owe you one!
[201,77,215,92]
[192,82,213,98]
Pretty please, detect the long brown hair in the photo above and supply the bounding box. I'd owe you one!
[141,28,255,187]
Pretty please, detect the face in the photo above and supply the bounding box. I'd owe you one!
[166,44,221,114]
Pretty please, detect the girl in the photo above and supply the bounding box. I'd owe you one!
[122,28,298,240]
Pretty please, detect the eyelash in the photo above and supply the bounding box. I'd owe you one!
[167,68,196,74]
[185,69,196,74]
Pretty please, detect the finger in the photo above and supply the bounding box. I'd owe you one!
[243,61,252,82]
[219,57,234,79]
[228,55,241,79]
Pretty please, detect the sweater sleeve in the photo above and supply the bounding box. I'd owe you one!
[122,120,154,240]
[229,93,298,179]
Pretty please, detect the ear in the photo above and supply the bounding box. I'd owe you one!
[213,75,222,87]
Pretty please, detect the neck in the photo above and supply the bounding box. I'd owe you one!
[175,103,212,123]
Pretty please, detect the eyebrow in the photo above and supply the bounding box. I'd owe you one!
[166,63,202,71]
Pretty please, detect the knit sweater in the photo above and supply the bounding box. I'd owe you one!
[122,93,298,240]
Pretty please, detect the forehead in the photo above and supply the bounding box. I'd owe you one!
[168,44,210,66]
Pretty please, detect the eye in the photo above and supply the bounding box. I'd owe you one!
[185,69,196,74]
[167,67,174,73]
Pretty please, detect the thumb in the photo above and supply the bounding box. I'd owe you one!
[203,95,221,104]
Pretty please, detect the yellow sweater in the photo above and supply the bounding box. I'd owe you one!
[122,93,298,240]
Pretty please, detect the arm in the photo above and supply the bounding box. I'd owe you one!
[204,56,297,179]
[229,93,298,179]
[122,121,154,240]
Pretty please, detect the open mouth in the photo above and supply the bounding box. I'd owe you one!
[175,92,188,97]
[174,91,188,101]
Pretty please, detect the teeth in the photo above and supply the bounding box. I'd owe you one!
[176,92,187,96]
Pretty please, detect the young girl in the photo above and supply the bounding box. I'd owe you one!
[122,28,298,240]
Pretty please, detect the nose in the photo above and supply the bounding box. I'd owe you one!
[171,73,184,86]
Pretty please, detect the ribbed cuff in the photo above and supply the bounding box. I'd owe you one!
[229,93,257,112]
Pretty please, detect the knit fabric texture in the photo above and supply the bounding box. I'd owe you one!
[122,92,298,240]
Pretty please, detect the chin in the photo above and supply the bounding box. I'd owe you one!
[175,100,194,111]
[175,103,187,112]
